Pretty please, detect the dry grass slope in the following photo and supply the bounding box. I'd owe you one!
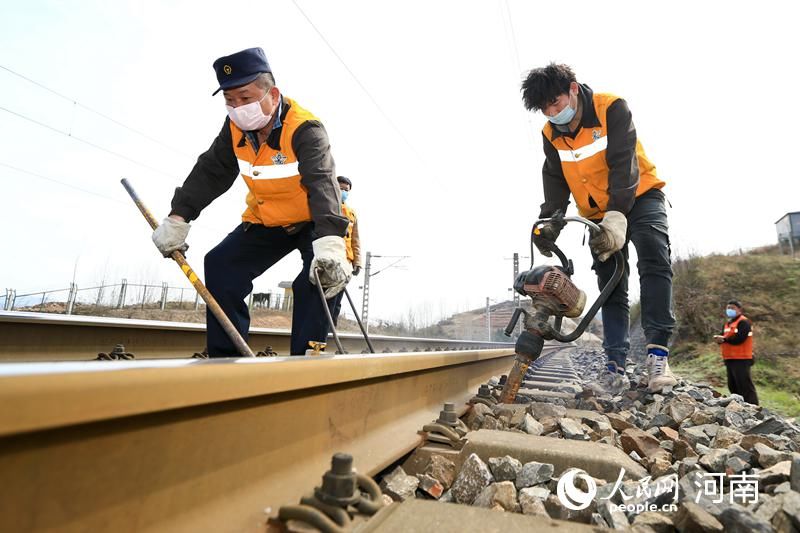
[670,245,800,416]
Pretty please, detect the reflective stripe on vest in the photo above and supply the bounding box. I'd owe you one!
[230,97,316,227]
[342,203,356,263]
[721,315,754,360]
[543,92,665,220]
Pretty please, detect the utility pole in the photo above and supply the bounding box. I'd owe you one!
[486,297,491,341]
[504,253,528,337]
[512,253,520,308]
[360,252,409,334]
[361,251,372,332]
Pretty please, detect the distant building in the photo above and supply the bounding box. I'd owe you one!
[278,281,294,311]
[776,212,800,256]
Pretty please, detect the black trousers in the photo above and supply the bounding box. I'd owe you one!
[592,189,675,368]
[204,223,334,357]
[725,359,759,405]
[331,291,344,327]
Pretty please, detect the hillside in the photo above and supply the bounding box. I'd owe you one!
[419,299,603,344]
[669,245,800,415]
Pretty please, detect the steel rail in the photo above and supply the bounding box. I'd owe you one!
[0,346,565,533]
[0,311,513,361]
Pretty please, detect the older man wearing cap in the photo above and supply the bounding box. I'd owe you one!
[152,47,350,356]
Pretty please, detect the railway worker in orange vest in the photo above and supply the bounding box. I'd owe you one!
[521,63,677,395]
[330,176,362,326]
[714,300,758,405]
[151,47,351,356]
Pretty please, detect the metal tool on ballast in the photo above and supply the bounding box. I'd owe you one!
[312,268,376,355]
[499,212,624,403]
[121,178,256,358]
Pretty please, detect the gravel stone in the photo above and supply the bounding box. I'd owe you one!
[558,417,588,440]
[518,489,550,516]
[521,414,544,435]
[711,426,743,448]
[718,504,773,533]
[380,466,419,501]
[528,402,567,419]
[488,455,522,482]
[674,502,724,532]
[450,453,494,504]
[515,461,554,489]
[423,454,457,490]
[417,474,444,499]
[632,511,676,533]
[473,481,520,512]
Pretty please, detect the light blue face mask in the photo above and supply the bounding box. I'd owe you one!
[725,308,737,319]
[340,190,349,203]
[548,95,576,125]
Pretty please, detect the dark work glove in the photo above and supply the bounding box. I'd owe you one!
[532,210,565,257]
[352,265,362,276]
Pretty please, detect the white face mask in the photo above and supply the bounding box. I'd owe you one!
[226,92,272,131]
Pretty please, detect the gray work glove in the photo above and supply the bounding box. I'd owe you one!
[152,217,190,257]
[589,210,627,262]
[310,236,353,298]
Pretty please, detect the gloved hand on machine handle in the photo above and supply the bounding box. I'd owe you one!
[310,236,353,298]
[532,210,565,258]
[152,216,190,257]
[589,210,627,262]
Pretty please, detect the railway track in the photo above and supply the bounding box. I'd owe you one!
[0,315,565,533]
[0,311,512,361]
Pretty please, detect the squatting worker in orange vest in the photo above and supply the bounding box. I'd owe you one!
[714,300,758,405]
[521,63,677,395]
[330,176,362,327]
[151,47,351,356]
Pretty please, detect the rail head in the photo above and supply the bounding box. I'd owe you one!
[0,310,514,347]
[0,348,516,437]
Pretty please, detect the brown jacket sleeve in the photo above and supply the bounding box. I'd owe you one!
[604,99,640,215]
[292,122,349,238]
[351,213,362,268]
[170,118,239,222]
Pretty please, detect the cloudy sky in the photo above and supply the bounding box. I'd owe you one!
[1,0,797,328]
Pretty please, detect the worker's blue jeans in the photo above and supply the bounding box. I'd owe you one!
[592,189,675,368]
[204,223,335,357]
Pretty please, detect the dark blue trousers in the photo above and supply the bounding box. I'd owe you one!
[204,223,334,357]
[592,189,676,367]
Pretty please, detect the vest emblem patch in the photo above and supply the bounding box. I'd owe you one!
[272,153,288,165]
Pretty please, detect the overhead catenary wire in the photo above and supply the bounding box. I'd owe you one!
[0,161,127,204]
[0,64,193,158]
[289,0,424,162]
[0,105,179,179]
[500,0,538,149]
[0,161,218,232]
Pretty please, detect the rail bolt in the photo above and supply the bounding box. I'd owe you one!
[436,402,459,426]
[314,453,360,507]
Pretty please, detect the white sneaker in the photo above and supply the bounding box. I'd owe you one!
[637,353,655,387]
[647,344,677,391]
[589,361,630,396]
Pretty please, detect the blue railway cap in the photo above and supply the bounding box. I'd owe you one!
[212,47,272,95]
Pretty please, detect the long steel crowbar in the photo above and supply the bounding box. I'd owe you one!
[121,178,255,357]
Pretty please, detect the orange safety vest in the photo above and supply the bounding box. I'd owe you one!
[231,97,316,227]
[342,203,356,263]
[543,93,665,220]
[721,314,754,360]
